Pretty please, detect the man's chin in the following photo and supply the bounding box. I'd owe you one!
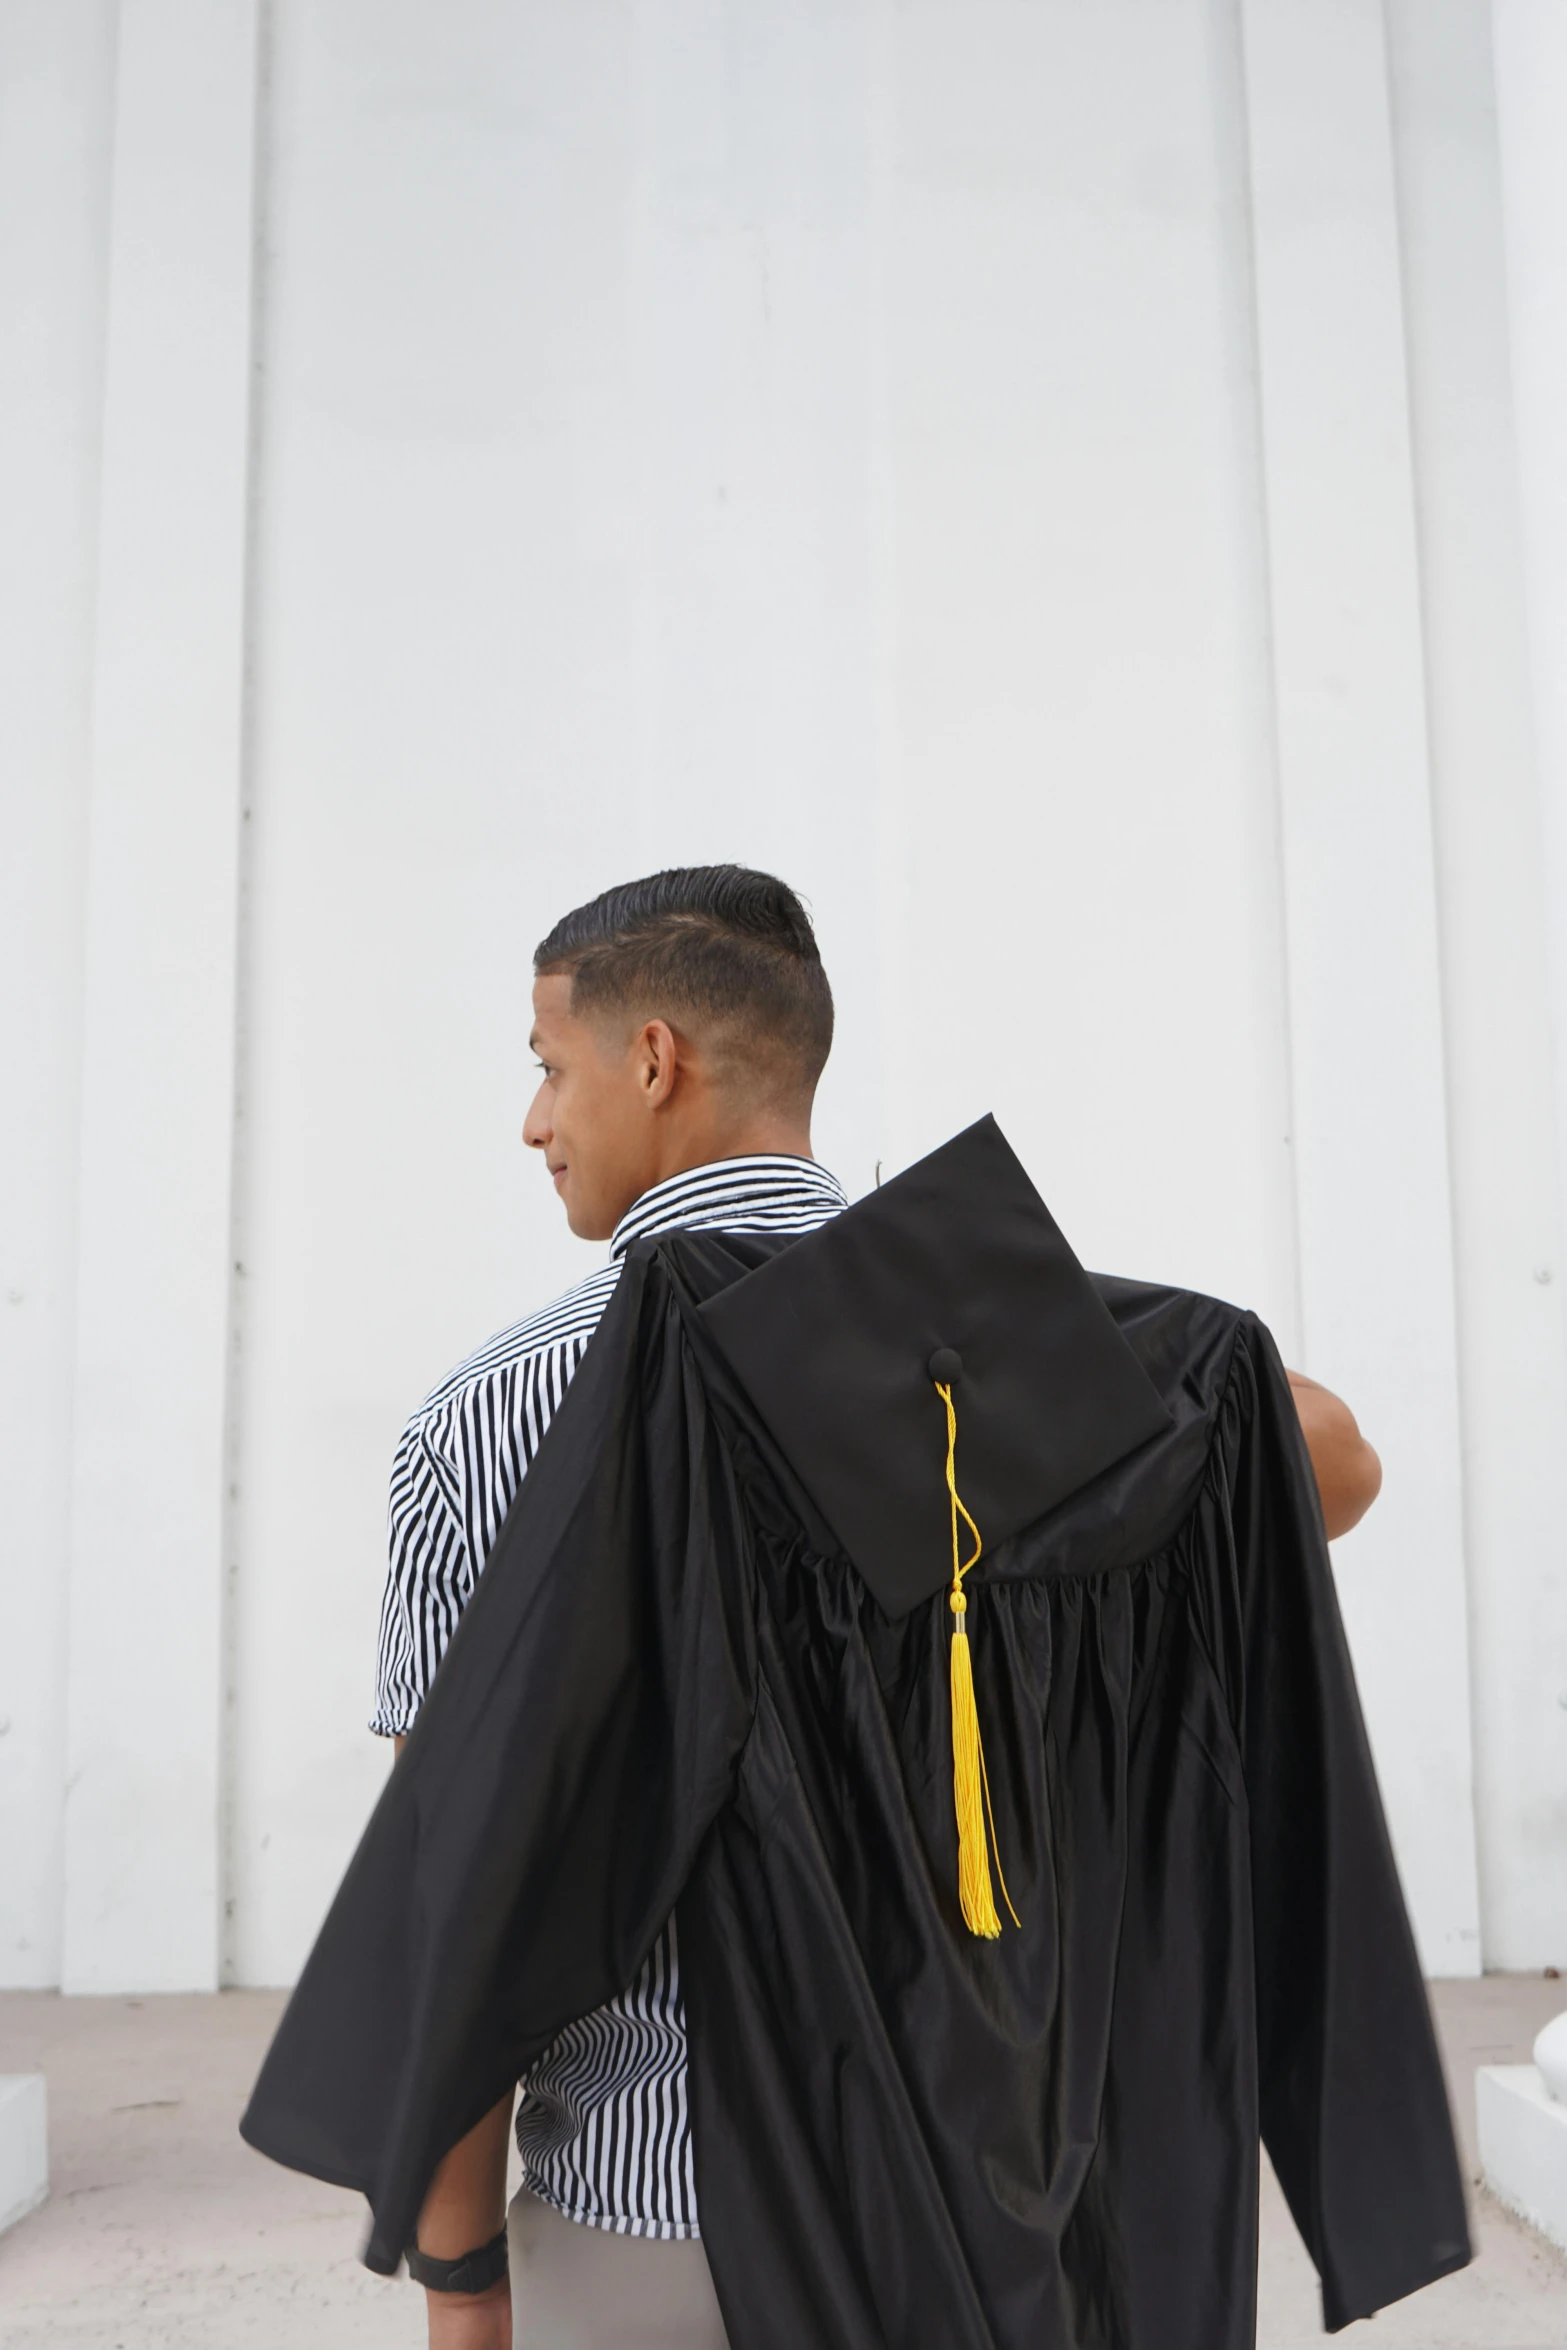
[561,1192,615,1244]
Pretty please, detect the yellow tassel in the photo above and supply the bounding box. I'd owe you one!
[949,1596,1002,1938]
[936,1380,1020,1938]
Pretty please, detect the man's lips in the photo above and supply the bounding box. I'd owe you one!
[549,1164,567,1188]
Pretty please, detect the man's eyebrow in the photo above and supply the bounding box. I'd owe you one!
[528,1030,542,1056]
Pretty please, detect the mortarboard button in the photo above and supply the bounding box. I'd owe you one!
[928,1347,963,1385]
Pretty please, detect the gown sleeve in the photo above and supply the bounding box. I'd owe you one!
[1224,1316,1471,2330]
[240,1249,758,2272]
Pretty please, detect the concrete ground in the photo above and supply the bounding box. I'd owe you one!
[0,1977,1563,2348]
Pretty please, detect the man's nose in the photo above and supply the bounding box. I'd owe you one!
[522,1088,551,1150]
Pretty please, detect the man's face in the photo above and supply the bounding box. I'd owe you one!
[523,975,658,1240]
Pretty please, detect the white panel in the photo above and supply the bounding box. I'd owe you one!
[1390,0,1567,1968]
[874,0,1300,1339]
[1487,0,1567,1965]
[1494,2,1567,1218]
[231,0,886,1980]
[0,2076,49,2236]
[62,0,259,1991]
[1241,0,1480,1969]
[0,3,115,1987]
[619,0,886,1190]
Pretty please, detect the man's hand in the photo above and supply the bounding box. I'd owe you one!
[425,2274,510,2350]
[415,2091,514,2350]
[1286,1370,1383,1540]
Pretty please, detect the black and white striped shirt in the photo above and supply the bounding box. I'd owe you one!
[372,1154,848,2237]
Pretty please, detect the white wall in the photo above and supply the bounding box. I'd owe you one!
[1240,0,1486,1971]
[0,0,114,1988]
[1490,0,1567,1965]
[59,0,260,1994]
[4,0,1564,1990]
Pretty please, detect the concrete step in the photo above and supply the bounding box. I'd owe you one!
[0,2076,48,2236]
[1478,2061,1567,2256]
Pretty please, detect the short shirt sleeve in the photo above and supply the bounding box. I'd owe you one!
[369,1262,625,1737]
[370,1405,474,1737]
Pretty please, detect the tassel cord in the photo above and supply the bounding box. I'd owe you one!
[936,1381,1020,1935]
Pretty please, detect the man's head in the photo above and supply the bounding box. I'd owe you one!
[524,865,834,1239]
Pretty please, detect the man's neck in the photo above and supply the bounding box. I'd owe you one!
[648,1118,814,1189]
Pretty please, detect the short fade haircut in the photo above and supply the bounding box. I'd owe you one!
[534,865,833,1100]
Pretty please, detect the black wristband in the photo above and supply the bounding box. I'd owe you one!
[404,2227,509,2295]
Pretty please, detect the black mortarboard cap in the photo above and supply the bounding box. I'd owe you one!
[699,1114,1172,1619]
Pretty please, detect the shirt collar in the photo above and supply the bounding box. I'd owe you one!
[610,1154,849,1260]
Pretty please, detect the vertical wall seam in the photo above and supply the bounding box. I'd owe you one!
[1227,0,1306,1363]
[218,0,273,1990]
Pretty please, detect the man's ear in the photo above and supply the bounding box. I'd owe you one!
[637,1018,680,1110]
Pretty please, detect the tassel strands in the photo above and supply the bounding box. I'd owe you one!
[935,1380,1019,1938]
[948,1593,1000,1937]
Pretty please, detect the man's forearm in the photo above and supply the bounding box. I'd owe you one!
[415,2091,514,2350]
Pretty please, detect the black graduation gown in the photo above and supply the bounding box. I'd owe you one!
[241,1229,1470,2347]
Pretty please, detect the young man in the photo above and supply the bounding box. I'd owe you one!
[377,867,841,2350]
[359,865,1383,2349]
